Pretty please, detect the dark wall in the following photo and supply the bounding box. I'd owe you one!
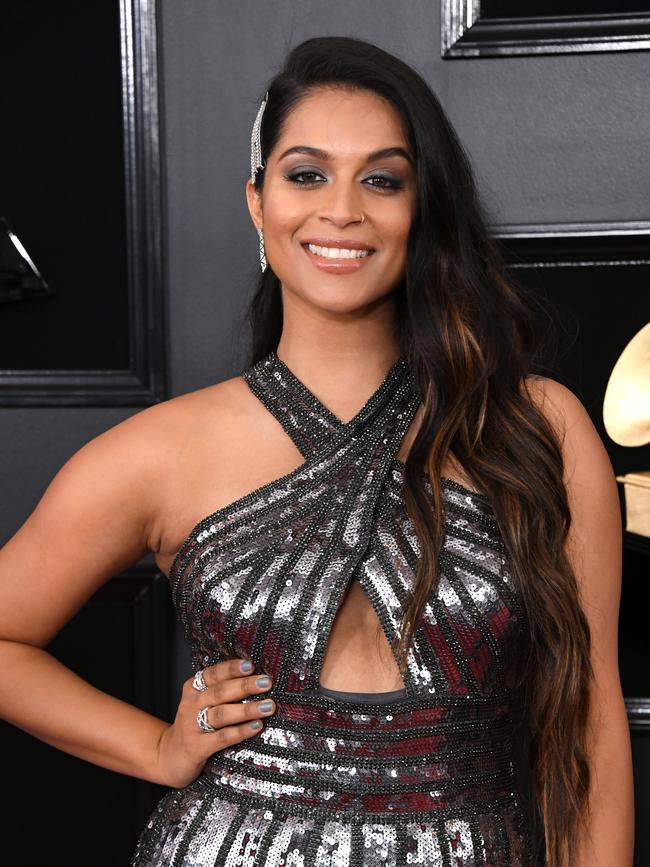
[158,0,650,399]
[0,1,648,864]
[2,1,648,534]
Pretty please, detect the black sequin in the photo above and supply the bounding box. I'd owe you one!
[130,351,532,866]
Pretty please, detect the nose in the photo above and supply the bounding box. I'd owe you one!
[316,177,365,227]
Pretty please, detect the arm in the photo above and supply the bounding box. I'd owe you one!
[533,379,635,866]
[0,404,178,785]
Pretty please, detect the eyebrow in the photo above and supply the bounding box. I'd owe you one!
[277,145,414,166]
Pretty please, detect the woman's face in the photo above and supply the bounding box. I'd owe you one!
[246,87,417,315]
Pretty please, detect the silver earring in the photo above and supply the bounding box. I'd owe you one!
[258,227,267,272]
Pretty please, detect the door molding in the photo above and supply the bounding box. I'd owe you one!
[442,2,650,58]
[1,0,165,408]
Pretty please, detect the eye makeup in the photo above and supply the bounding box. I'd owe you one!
[283,168,405,191]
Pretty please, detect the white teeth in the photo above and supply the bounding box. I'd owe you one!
[306,243,371,259]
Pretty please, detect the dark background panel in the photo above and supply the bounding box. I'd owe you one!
[620,534,649,867]
[633,734,650,867]
[0,0,648,863]
[619,537,650,700]
[498,234,650,479]
[482,1,650,16]
[499,234,650,866]
[0,572,175,866]
[0,1,129,370]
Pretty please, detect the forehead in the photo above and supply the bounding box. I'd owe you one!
[274,87,409,156]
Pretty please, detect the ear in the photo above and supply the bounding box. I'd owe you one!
[245,178,263,232]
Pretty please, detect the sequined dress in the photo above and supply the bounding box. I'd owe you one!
[130,351,532,866]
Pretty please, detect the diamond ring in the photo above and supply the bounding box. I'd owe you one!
[196,706,216,733]
[192,669,208,692]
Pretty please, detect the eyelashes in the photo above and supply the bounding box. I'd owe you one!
[283,170,405,192]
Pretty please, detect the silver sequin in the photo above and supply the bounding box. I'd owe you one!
[130,351,531,866]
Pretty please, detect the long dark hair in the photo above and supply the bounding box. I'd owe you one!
[242,36,592,866]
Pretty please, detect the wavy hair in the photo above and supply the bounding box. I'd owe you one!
[242,36,592,866]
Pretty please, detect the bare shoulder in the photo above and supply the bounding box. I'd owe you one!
[52,373,250,533]
[111,374,249,466]
[0,373,251,646]
[521,374,622,608]
[117,374,255,542]
[115,371,255,462]
[520,375,613,490]
[520,374,575,438]
[150,371,309,574]
[145,373,283,565]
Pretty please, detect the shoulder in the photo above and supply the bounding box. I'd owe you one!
[92,372,252,457]
[520,374,579,436]
[520,374,617,505]
[0,374,254,646]
[520,375,614,494]
[521,375,622,613]
[49,374,252,549]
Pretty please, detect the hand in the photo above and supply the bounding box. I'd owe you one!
[155,657,275,788]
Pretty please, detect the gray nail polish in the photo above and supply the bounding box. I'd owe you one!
[256,675,271,688]
[259,700,274,713]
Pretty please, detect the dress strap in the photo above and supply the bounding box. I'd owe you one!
[242,350,419,461]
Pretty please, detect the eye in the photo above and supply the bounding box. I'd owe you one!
[365,174,404,191]
[283,170,324,186]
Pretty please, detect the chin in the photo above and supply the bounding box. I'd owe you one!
[302,283,394,314]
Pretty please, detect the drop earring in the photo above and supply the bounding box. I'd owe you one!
[258,227,267,272]
[250,91,269,273]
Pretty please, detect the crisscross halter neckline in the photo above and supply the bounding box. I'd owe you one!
[267,350,408,426]
[242,349,416,464]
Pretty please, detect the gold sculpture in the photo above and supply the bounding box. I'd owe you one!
[603,321,650,538]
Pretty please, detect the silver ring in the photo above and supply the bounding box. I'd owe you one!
[192,669,208,692]
[196,706,216,733]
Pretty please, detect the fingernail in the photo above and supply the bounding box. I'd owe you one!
[249,719,262,730]
[256,675,271,688]
[259,700,274,713]
[240,660,253,673]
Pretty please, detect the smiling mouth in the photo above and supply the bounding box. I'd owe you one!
[301,242,375,260]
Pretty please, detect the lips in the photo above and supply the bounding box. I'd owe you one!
[302,243,373,261]
[300,238,375,251]
[301,241,375,273]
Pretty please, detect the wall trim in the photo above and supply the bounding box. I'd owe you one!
[1,0,165,408]
[489,220,650,239]
[442,2,650,58]
[626,698,650,732]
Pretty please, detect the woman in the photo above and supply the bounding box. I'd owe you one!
[0,36,633,866]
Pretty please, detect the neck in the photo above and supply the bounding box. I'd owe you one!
[274,343,402,425]
[274,296,402,417]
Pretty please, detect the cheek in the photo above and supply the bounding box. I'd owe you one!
[381,208,411,255]
[263,209,303,248]
[261,183,305,237]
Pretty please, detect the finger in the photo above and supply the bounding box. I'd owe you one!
[205,657,256,688]
[191,699,276,735]
[203,696,276,732]
[196,664,271,707]
[199,717,266,756]
[184,658,254,699]
[212,670,273,708]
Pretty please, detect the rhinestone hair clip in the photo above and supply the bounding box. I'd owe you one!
[250,90,269,184]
